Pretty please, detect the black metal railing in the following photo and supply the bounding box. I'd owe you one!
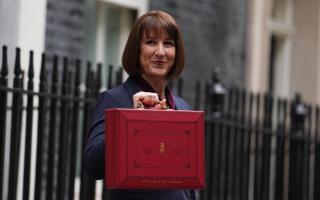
[0,46,124,200]
[200,74,320,200]
[1,45,320,200]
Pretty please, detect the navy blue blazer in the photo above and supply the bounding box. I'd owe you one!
[83,76,194,200]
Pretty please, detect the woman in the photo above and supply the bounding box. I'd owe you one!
[83,10,195,200]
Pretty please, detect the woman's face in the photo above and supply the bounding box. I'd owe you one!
[139,32,176,81]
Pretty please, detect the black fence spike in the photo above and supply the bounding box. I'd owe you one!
[204,82,210,112]
[316,106,319,141]
[89,70,95,88]
[40,53,46,82]
[62,57,68,83]
[107,64,113,89]
[52,55,58,83]
[115,67,123,86]
[86,61,92,85]
[23,50,35,200]
[28,51,34,80]
[14,47,22,76]
[193,80,201,110]
[75,59,81,85]
[95,63,102,90]
[1,45,8,77]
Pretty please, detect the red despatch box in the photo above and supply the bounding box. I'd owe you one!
[105,108,205,189]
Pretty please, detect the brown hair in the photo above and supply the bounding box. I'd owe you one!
[122,10,185,80]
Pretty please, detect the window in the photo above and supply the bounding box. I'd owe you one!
[95,3,136,70]
[268,0,294,97]
[84,0,148,88]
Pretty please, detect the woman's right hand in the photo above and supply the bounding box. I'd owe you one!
[133,91,160,109]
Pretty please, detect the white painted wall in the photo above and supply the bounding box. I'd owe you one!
[17,0,47,83]
[318,1,320,105]
[246,0,272,93]
[0,1,47,200]
[0,0,47,79]
[291,0,320,104]
[247,0,320,105]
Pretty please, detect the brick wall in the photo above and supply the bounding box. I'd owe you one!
[150,0,247,108]
[45,0,87,61]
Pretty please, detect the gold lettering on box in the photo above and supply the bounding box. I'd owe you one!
[160,142,165,155]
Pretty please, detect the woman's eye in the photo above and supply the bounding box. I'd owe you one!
[164,41,175,46]
[145,40,156,45]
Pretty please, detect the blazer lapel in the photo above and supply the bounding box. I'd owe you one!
[123,77,145,106]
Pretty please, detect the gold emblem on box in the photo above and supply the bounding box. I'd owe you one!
[160,142,165,155]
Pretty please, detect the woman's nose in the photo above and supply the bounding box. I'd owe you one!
[155,44,165,56]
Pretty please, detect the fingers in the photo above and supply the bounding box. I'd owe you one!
[159,99,167,109]
[132,92,169,110]
[133,92,159,109]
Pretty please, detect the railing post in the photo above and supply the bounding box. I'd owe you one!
[274,99,287,200]
[193,80,201,110]
[22,50,35,200]
[80,62,96,200]
[238,90,247,200]
[314,107,320,200]
[0,45,8,200]
[95,63,102,97]
[115,67,123,86]
[203,82,210,112]
[259,93,273,200]
[46,54,58,200]
[34,53,47,200]
[243,92,254,200]
[107,64,113,89]
[68,59,81,200]
[8,47,24,200]
[57,57,70,200]
[253,93,262,200]
[289,93,308,200]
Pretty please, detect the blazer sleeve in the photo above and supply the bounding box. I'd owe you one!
[82,91,118,180]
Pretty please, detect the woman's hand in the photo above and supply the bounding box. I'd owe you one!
[133,91,168,110]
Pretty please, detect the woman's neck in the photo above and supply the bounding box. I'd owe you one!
[141,74,167,99]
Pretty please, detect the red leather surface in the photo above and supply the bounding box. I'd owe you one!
[105,109,205,189]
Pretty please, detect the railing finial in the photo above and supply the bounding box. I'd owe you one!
[28,50,34,80]
[14,47,22,76]
[1,45,8,77]
[290,92,308,134]
[209,68,226,117]
[95,63,102,91]
[40,53,46,82]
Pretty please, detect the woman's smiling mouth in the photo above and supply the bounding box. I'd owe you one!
[152,61,165,65]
